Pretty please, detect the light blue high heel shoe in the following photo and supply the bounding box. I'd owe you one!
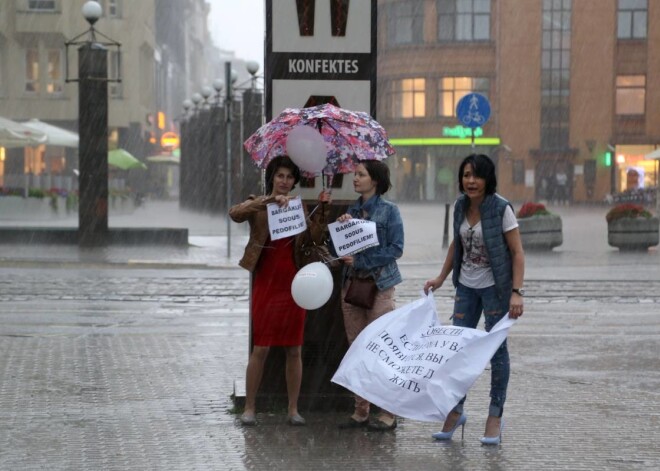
[480,419,504,445]
[431,413,467,440]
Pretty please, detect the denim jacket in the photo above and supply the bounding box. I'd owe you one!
[343,194,404,291]
[451,193,513,300]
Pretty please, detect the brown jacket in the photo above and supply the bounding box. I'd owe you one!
[229,194,327,272]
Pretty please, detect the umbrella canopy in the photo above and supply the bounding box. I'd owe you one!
[643,148,660,160]
[0,116,48,148]
[109,148,147,170]
[244,103,395,177]
[21,119,79,147]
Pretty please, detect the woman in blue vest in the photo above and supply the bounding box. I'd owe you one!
[424,153,525,445]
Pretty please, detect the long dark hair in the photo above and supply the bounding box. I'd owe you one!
[458,154,497,195]
[359,160,392,195]
[265,156,301,194]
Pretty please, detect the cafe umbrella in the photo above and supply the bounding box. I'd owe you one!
[108,148,147,170]
[0,116,48,148]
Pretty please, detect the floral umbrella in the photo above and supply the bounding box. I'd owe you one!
[244,103,395,177]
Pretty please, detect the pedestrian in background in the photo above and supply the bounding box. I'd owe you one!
[229,155,331,426]
[424,153,525,445]
[336,160,404,432]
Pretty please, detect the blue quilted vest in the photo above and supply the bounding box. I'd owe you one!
[451,193,513,300]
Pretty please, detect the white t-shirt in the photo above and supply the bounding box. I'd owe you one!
[458,205,518,289]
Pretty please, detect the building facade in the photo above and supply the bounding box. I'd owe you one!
[377,0,660,204]
[0,0,214,197]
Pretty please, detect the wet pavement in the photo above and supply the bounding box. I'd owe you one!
[0,201,659,470]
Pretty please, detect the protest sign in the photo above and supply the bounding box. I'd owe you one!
[331,292,515,422]
[328,219,379,256]
[267,196,307,240]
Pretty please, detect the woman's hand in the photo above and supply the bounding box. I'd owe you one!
[318,189,332,204]
[509,292,524,319]
[274,195,290,207]
[423,277,443,295]
[337,213,353,223]
[340,255,354,266]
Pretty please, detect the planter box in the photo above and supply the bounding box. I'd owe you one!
[608,216,659,251]
[518,214,563,250]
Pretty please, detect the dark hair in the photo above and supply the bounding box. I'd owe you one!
[458,154,497,195]
[359,160,392,195]
[265,156,301,194]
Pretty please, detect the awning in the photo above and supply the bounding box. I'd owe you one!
[643,148,660,160]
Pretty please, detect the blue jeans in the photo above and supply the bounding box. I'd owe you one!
[450,283,510,418]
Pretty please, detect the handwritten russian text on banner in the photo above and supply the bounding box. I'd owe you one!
[331,293,515,422]
[267,196,307,241]
[328,219,379,256]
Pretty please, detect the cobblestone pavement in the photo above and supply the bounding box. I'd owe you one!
[1,266,659,470]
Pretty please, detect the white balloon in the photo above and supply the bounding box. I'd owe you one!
[286,126,327,174]
[291,262,334,310]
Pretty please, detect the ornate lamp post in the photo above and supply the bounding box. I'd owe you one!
[65,1,121,246]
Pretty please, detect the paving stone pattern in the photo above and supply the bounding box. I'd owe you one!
[1,267,659,470]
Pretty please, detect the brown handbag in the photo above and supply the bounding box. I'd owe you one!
[343,272,378,309]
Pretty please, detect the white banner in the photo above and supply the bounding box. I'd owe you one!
[267,196,307,241]
[328,219,379,256]
[331,293,515,422]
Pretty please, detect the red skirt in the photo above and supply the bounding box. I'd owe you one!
[251,237,306,346]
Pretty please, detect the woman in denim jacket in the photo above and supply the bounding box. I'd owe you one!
[336,160,404,432]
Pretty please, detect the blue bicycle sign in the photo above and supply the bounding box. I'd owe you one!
[456,93,491,129]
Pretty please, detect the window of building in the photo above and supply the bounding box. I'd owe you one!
[387,0,424,45]
[28,0,56,11]
[389,78,426,118]
[46,49,63,94]
[109,50,123,97]
[616,75,645,115]
[540,0,571,149]
[437,77,489,117]
[438,0,490,42]
[25,48,40,94]
[617,0,647,39]
[512,160,525,185]
[23,44,65,96]
[106,0,121,18]
[0,45,4,97]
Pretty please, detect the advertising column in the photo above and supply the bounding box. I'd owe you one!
[249,0,377,410]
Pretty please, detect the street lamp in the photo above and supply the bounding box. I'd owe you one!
[212,79,224,104]
[182,99,193,116]
[64,0,121,246]
[191,93,203,110]
[200,86,213,107]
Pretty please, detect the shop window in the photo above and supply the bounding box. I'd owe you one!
[616,75,645,115]
[387,0,424,45]
[617,0,647,39]
[389,78,426,119]
[437,77,489,117]
[438,0,490,42]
